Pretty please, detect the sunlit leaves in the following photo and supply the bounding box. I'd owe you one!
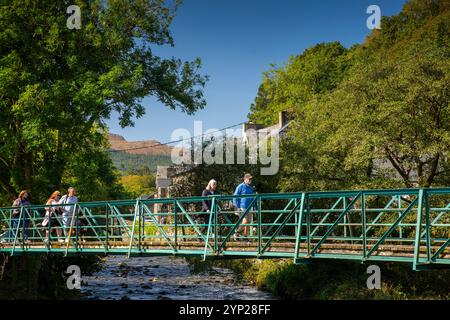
[0,0,207,203]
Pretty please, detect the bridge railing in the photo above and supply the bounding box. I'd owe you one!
[0,188,448,270]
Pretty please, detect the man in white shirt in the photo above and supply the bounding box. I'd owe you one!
[59,187,79,239]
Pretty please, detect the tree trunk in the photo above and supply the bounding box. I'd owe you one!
[425,153,440,187]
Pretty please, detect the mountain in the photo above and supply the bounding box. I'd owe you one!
[108,133,173,156]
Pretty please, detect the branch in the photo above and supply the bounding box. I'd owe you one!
[425,153,441,187]
[384,147,411,186]
[0,176,16,201]
[0,156,9,169]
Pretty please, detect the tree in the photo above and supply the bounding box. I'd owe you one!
[0,0,208,204]
[316,8,450,188]
[248,42,351,126]
[250,0,449,192]
[121,174,156,198]
[170,138,278,198]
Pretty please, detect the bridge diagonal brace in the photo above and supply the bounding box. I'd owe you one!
[52,212,66,242]
[420,202,450,238]
[293,193,307,261]
[65,204,81,256]
[0,209,13,235]
[0,208,16,251]
[363,196,398,236]
[127,201,140,258]
[108,204,133,238]
[25,209,50,250]
[81,207,105,236]
[11,207,23,256]
[310,197,343,237]
[80,207,107,252]
[265,198,295,236]
[431,239,450,261]
[217,205,233,225]
[203,198,216,261]
[176,201,214,251]
[310,192,362,256]
[141,203,176,251]
[218,197,257,251]
[261,196,304,254]
[367,197,419,258]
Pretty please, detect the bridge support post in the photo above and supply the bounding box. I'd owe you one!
[11,207,23,256]
[361,192,367,261]
[413,189,424,271]
[425,191,431,264]
[138,201,143,254]
[214,197,219,254]
[293,193,306,262]
[105,204,109,254]
[257,195,262,257]
[174,199,178,252]
[127,200,140,258]
[203,197,215,261]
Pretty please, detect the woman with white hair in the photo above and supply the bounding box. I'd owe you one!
[201,179,217,213]
[196,179,217,234]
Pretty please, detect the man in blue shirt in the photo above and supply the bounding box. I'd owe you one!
[233,173,255,241]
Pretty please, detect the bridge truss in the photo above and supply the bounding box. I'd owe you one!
[0,188,449,270]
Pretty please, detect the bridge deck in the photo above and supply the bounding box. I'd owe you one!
[2,240,449,265]
[1,240,448,255]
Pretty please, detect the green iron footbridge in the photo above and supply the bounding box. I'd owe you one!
[0,188,449,271]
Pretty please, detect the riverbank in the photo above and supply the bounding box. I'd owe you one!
[0,254,102,299]
[187,258,450,300]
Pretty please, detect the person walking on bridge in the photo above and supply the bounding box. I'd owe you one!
[198,179,217,235]
[42,191,64,243]
[232,174,255,242]
[59,187,79,242]
[6,190,32,243]
[201,179,217,212]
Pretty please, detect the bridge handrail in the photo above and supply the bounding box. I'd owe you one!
[0,187,449,210]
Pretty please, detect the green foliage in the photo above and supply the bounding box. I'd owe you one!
[170,141,279,198]
[109,151,172,175]
[0,0,207,205]
[248,42,352,126]
[0,254,102,299]
[249,0,450,192]
[121,174,156,198]
[200,258,450,300]
[364,0,449,51]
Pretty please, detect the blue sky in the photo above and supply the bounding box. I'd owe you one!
[106,0,408,142]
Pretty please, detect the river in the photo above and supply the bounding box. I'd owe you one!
[80,255,274,300]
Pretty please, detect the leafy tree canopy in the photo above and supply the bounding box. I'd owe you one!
[249,0,449,191]
[0,0,208,204]
[121,174,156,199]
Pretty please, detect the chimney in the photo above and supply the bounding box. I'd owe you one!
[279,111,289,128]
[242,123,249,133]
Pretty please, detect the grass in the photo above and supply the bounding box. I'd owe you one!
[186,257,450,300]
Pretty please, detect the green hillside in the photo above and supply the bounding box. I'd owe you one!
[109,151,173,175]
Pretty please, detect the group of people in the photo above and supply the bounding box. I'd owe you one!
[200,173,256,242]
[2,173,258,244]
[1,187,79,243]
